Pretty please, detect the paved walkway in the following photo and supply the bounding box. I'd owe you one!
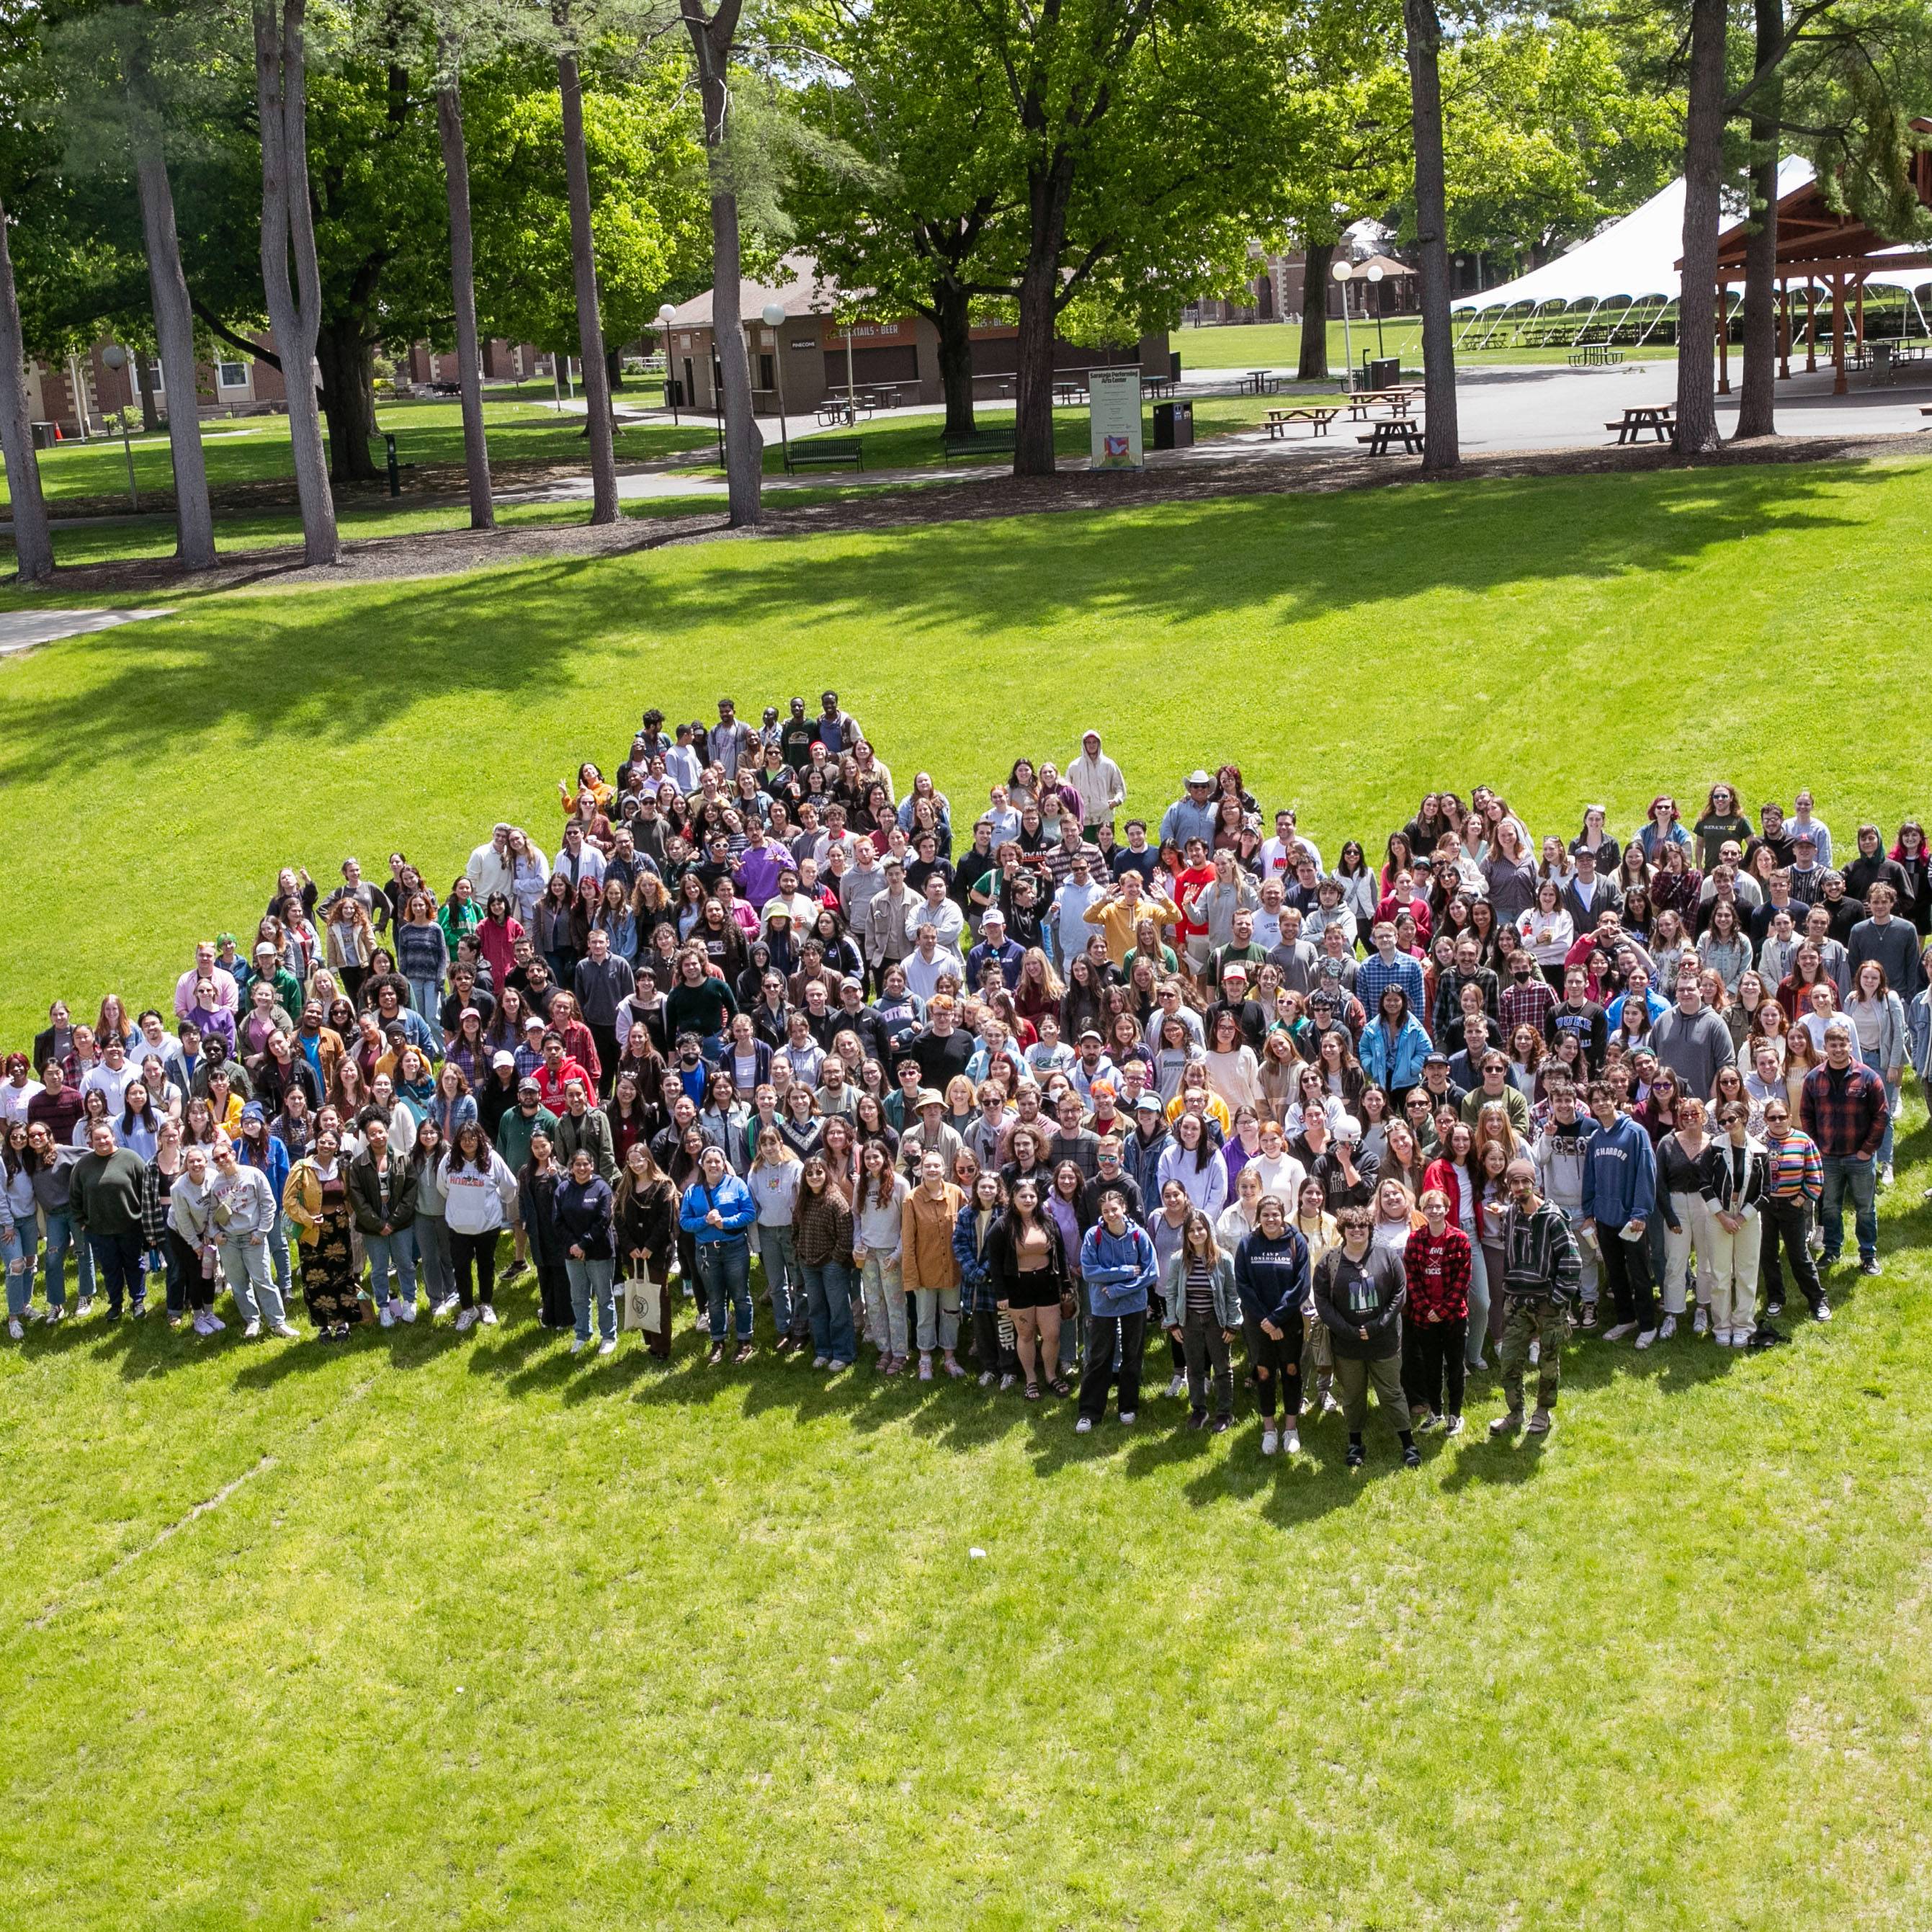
[0,607,174,659]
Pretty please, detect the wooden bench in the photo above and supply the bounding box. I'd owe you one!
[940,427,1018,463]
[783,437,864,473]
[1266,406,1341,439]
[1343,387,1421,421]
[1607,407,1676,446]
[1358,418,1423,455]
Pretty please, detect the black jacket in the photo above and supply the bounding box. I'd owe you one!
[347,1148,418,1235]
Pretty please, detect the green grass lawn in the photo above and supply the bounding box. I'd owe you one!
[1179,316,1683,370]
[2,453,1931,1928]
[0,392,717,509]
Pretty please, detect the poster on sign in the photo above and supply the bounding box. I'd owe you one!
[1087,367,1143,470]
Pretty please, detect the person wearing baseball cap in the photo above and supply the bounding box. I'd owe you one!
[965,908,1024,990]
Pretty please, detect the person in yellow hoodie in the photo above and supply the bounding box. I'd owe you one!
[1081,868,1181,967]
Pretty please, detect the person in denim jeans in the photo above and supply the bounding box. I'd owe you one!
[850,1142,909,1372]
[554,1148,617,1354]
[4,1120,40,1336]
[27,1120,89,1315]
[679,1145,757,1362]
[1799,1020,1889,1275]
[71,1122,149,1318]
[746,1129,802,1346]
[791,1155,855,1369]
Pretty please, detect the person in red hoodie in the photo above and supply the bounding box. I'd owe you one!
[1404,1187,1472,1436]
[532,1030,594,1110]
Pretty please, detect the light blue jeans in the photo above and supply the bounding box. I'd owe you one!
[220,1233,287,1327]
[1857,1041,1902,1168]
[4,1216,32,1318]
[1465,1238,1491,1369]
[40,1209,91,1307]
[756,1224,800,1333]
[363,1226,419,1306]
[416,1213,453,1307]
[566,1254,617,1342]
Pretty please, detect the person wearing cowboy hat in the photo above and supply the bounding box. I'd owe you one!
[1158,770,1220,854]
[898,1088,963,1181]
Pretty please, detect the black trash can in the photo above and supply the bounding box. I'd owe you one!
[1152,399,1194,450]
[663,377,685,408]
[1169,349,1182,382]
[1365,355,1401,390]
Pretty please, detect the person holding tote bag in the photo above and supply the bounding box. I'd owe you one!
[614,1143,680,1358]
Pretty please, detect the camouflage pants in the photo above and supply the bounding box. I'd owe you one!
[1499,1296,1563,1414]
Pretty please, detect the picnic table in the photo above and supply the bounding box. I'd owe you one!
[1237,370,1282,396]
[1343,387,1422,421]
[1358,417,1423,456]
[1266,406,1341,439]
[1053,380,1088,406]
[1141,375,1178,398]
[1608,405,1676,446]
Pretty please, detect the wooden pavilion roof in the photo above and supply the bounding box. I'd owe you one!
[1695,124,1932,282]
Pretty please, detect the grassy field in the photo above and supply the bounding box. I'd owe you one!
[0,391,717,509]
[1179,316,1683,370]
[2,452,1931,1928]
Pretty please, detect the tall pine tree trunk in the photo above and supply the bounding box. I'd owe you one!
[681,0,761,526]
[1734,0,1784,440]
[932,280,976,436]
[1404,0,1459,470]
[1297,239,1334,380]
[0,192,53,583]
[131,118,215,567]
[1014,155,1073,476]
[436,46,493,530]
[254,0,339,565]
[556,43,619,524]
[1676,0,1728,455]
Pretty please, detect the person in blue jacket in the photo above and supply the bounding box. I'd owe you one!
[1580,1079,1658,1347]
[1356,987,1433,1101]
[1233,1193,1311,1456]
[679,1142,759,1364]
[1076,1187,1158,1431]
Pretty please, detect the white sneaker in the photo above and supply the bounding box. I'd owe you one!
[1634,1328,1656,1350]
[205,1312,226,1332]
[571,1336,586,1354]
[998,1373,1017,1391]
[1528,1341,1539,1365]
[76,1297,94,1319]
[1693,1307,1710,1337]
[190,1311,211,1336]
[271,1320,298,1338]
[243,1319,262,1338]
[1658,1314,1678,1341]
[1815,1302,1832,1323]
[434,1295,458,1320]
[6,1317,21,1340]
[597,1338,616,1356]
[1166,1374,1186,1400]
[379,1304,396,1329]
[1118,1410,1136,1426]
[43,1303,66,1323]
[478,1305,498,1326]
[1880,1163,1895,1188]
[1282,1428,1301,1454]
[977,1369,993,1387]
[1601,1322,1637,1342]
[1714,1328,1732,1347]
[455,1308,478,1333]
[1261,1426,1279,1457]
[399,1300,417,1324]
[1075,1416,1093,1434]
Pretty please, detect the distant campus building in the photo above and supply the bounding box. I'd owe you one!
[660,256,1170,413]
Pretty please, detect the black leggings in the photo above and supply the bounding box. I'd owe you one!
[450,1229,500,1310]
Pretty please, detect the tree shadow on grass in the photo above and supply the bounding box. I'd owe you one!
[0,460,1890,797]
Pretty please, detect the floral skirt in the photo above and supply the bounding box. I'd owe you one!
[300,1204,362,1325]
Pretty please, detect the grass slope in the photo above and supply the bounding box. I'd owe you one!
[1,454,1929,1929]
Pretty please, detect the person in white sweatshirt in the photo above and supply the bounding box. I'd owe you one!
[207,1131,287,1335]
[439,1122,519,1332]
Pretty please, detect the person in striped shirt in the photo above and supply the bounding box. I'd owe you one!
[1758,1099,1828,1322]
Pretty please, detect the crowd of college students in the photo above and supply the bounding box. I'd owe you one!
[5,693,1924,1459]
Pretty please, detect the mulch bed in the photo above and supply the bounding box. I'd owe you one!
[21,429,1926,597]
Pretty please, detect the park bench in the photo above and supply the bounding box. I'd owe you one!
[1608,406,1676,446]
[1357,417,1423,455]
[1343,387,1422,421]
[941,426,1019,463]
[784,437,864,473]
[1266,406,1341,439]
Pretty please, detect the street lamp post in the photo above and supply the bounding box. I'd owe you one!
[1330,258,1355,388]
[761,301,790,465]
[1365,263,1387,358]
[658,301,678,423]
[98,343,138,509]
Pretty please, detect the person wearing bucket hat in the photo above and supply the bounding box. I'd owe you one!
[898,1089,962,1181]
